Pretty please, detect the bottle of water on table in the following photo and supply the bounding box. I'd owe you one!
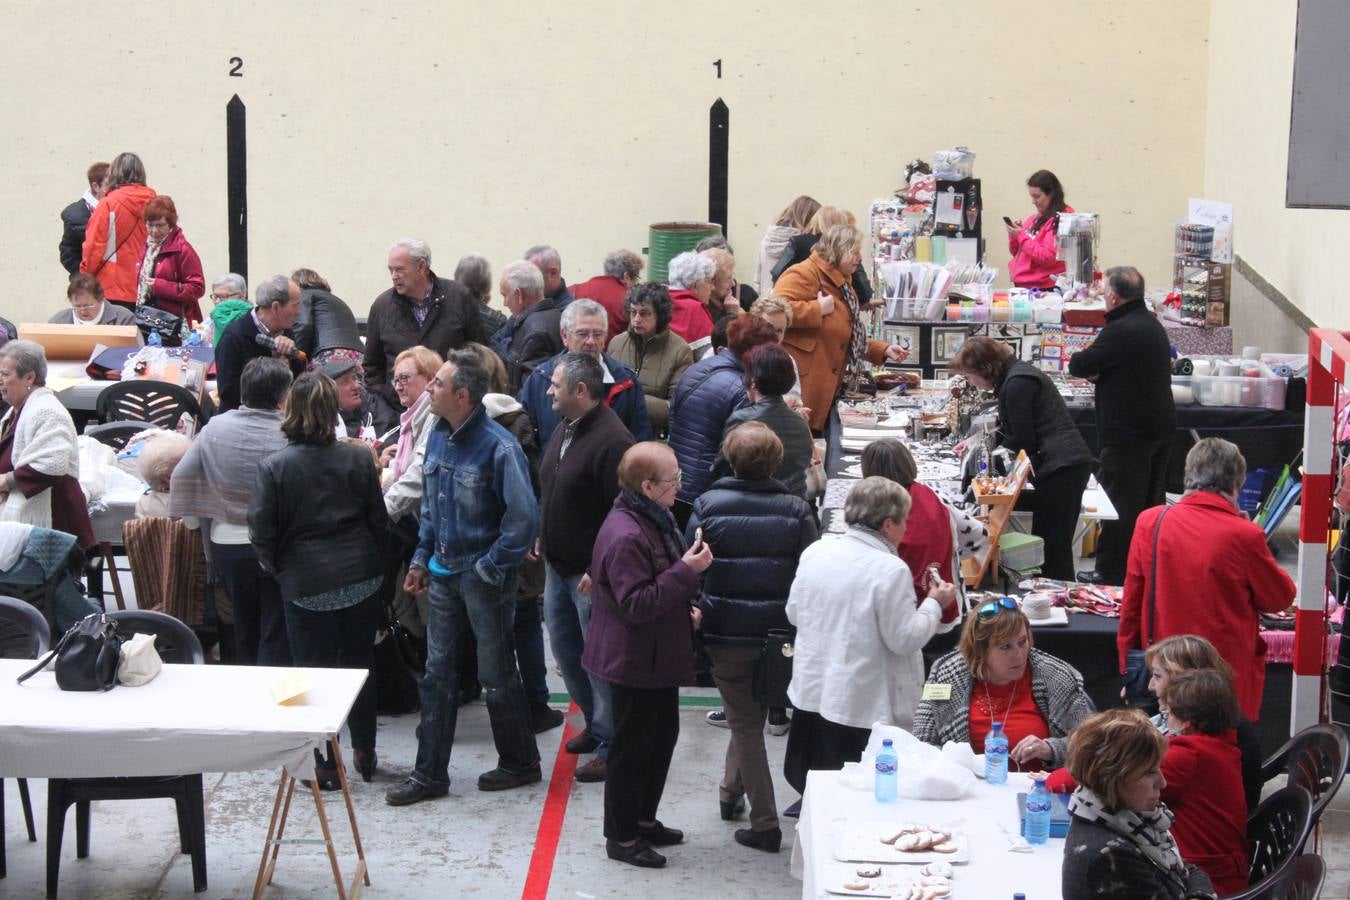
[985,721,1008,785]
[874,738,897,802]
[1025,774,1052,845]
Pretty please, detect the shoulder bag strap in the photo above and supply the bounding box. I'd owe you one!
[16,629,73,685]
[91,209,143,278]
[1144,506,1170,647]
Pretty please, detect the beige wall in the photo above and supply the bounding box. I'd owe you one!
[2,1,1209,327]
[1205,0,1346,330]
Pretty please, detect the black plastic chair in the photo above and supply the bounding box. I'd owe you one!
[96,380,202,430]
[1281,853,1327,900]
[84,420,157,451]
[1242,785,1314,892]
[45,611,207,897]
[1260,723,1348,820]
[0,596,50,880]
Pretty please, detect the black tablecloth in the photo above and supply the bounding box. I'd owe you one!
[1069,402,1304,494]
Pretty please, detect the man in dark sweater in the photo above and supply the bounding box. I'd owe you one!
[58,161,108,276]
[538,352,634,784]
[363,238,484,417]
[1068,266,1176,585]
[215,275,305,413]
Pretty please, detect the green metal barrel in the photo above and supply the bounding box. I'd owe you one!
[644,222,723,283]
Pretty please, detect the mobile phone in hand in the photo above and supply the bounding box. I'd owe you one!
[1002,216,1015,228]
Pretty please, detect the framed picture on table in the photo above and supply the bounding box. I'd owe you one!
[882,325,920,356]
[932,327,969,363]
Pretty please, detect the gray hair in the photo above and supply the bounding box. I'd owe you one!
[255,275,291,309]
[603,249,645,281]
[694,235,733,254]
[560,298,608,333]
[391,237,431,266]
[1106,266,1145,302]
[0,340,48,386]
[843,476,912,531]
[1184,437,1247,495]
[444,348,491,405]
[211,273,247,297]
[524,244,561,271]
[136,430,191,490]
[558,352,605,401]
[453,253,493,300]
[667,251,715,290]
[502,259,545,300]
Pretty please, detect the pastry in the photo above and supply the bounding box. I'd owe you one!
[931,839,959,853]
[919,861,954,878]
[855,865,881,879]
[843,881,870,892]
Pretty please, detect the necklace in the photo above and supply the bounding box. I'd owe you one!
[981,677,1018,726]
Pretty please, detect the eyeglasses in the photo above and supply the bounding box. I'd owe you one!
[976,597,1019,621]
[570,330,607,341]
[653,470,683,486]
[393,373,418,385]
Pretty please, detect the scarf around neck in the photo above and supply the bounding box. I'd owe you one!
[1068,786,1187,887]
[621,489,686,563]
[840,277,870,395]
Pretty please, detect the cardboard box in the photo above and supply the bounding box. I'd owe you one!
[16,323,140,360]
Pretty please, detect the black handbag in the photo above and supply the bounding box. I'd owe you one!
[752,628,795,708]
[1123,507,1170,711]
[17,613,123,692]
[373,606,424,716]
[133,305,184,346]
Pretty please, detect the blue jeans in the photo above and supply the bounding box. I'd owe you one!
[543,562,612,754]
[412,569,539,786]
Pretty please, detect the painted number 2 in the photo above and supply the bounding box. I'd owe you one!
[713,59,722,79]
[228,57,243,77]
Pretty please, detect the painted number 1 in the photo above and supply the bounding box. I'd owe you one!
[228,57,243,77]
[713,59,722,79]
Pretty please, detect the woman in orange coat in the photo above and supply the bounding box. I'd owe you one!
[80,152,157,310]
[775,224,908,432]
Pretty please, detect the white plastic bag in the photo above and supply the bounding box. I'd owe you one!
[77,436,117,503]
[841,724,977,800]
[117,632,162,686]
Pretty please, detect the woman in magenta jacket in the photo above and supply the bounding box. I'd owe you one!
[1006,170,1071,289]
[136,194,205,325]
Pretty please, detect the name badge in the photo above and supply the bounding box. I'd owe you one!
[922,683,952,701]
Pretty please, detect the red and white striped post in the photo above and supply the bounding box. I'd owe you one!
[1292,329,1350,732]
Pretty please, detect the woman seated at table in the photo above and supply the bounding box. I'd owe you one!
[861,438,988,613]
[912,600,1094,769]
[132,430,191,518]
[50,273,137,326]
[783,477,957,809]
[1061,708,1217,900]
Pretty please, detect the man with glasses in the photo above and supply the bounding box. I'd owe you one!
[489,259,564,393]
[518,299,653,446]
[536,352,635,782]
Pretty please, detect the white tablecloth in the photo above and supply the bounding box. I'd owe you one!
[791,769,1064,899]
[0,659,366,779]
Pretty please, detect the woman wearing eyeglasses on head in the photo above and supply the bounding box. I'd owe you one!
[913,598,1095,769]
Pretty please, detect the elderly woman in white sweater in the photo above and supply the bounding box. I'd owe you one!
[0,340,95,549]
[782,476,958,811]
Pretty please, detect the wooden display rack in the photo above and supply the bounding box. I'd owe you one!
[962,450,1033,588]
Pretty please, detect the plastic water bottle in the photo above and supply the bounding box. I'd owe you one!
[147,329,162,348]
[874,739,898,803]
[1025,775,1052,845]
[985,722,1009,784]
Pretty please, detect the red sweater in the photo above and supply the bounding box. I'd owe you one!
[668,289,713,345]
[572,274,630,347]
[1162,731,1249,895]
[1117,492,1295,720]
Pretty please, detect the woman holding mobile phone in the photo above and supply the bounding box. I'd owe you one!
[1007,170,1072,290]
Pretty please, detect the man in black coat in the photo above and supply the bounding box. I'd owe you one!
[215,275,306,412]
[489,259,564,392]
[58,162,109,276]
[537,352,634,784]
[363,238,484,416]
[1068,266,1176,585]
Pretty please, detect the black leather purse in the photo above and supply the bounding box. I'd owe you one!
[1123,507,1170,711]
[133,305,184,346]
[17,613,123,692]
[752,628,796,708]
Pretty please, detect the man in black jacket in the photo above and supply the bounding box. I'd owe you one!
[363,238,484,416]
[58,162,108,276]
[538,352,634,784]
[489,259,564,392]
[215,275,305,412]
[1068,266,1175,585]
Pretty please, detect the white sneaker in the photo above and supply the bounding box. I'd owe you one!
[706,709,730,728]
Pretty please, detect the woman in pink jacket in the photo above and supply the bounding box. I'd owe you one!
[1007,170,1070,289]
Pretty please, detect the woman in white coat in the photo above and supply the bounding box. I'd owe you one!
[782,476,957,808]
[0,340,95,549]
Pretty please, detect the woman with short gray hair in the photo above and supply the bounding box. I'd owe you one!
[780,475,957,813]
[0,340,96,548]
[665,251,717,348]
[455,253,507,336]
[1118,438,1296,721]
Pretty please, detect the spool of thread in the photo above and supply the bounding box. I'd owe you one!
[915,237,933,262]
[932,235,947,264]
[1172,384,1195,405]
[1242,345,1261,360]
[1218,361,1241,377]
[1173,357,1194,376]
[1193,359,1212,377]
[1022,594,1053,621]
[1274,364,1294,379]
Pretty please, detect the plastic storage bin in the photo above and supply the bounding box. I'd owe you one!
[1192,375,1286,410]
[999,532,1045,572]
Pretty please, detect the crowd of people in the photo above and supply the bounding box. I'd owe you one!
[0,160,1301,890]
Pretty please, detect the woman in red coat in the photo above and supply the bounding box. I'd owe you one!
[1117,438,1295,720]
[136,195,205,325]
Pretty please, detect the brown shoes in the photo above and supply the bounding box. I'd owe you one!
[575,756,607,783]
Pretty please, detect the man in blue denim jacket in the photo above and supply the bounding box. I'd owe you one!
[386,349,542,805]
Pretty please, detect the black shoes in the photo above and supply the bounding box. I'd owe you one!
[606,838,666,868]
[783,799,802,818]
[532,705,565,734]
[458,683,482,706]
[565,729,601,754]
[636,821,684,846]
[735,826,782,853]
[720,795,746,821]
[385,778,449,806]
[354,750,377,783]
[478,764,542,792]
[1075,569,1115,585]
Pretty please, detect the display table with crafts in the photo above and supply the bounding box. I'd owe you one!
[792,768,1062,899]
[45,357,217,415]
[0,659,371,898]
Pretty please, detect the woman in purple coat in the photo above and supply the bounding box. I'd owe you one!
[582,441,714,869]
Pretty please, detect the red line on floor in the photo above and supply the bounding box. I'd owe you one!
[521,702,583,900]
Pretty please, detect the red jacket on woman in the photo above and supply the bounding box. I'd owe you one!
[1008,204,1072,289]
[1161,730,1249,896]
[1117,491,1295,720]
[80,183,157,303]
[138,227,205,325]
[667,289,713,345]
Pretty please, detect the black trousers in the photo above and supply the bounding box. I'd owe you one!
[210,540,290,666]
[1095,438,1172,583]
[782,708,871,795]
[604,685,679,842]
[284,594,379,751]
[1031,463,1093,581]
